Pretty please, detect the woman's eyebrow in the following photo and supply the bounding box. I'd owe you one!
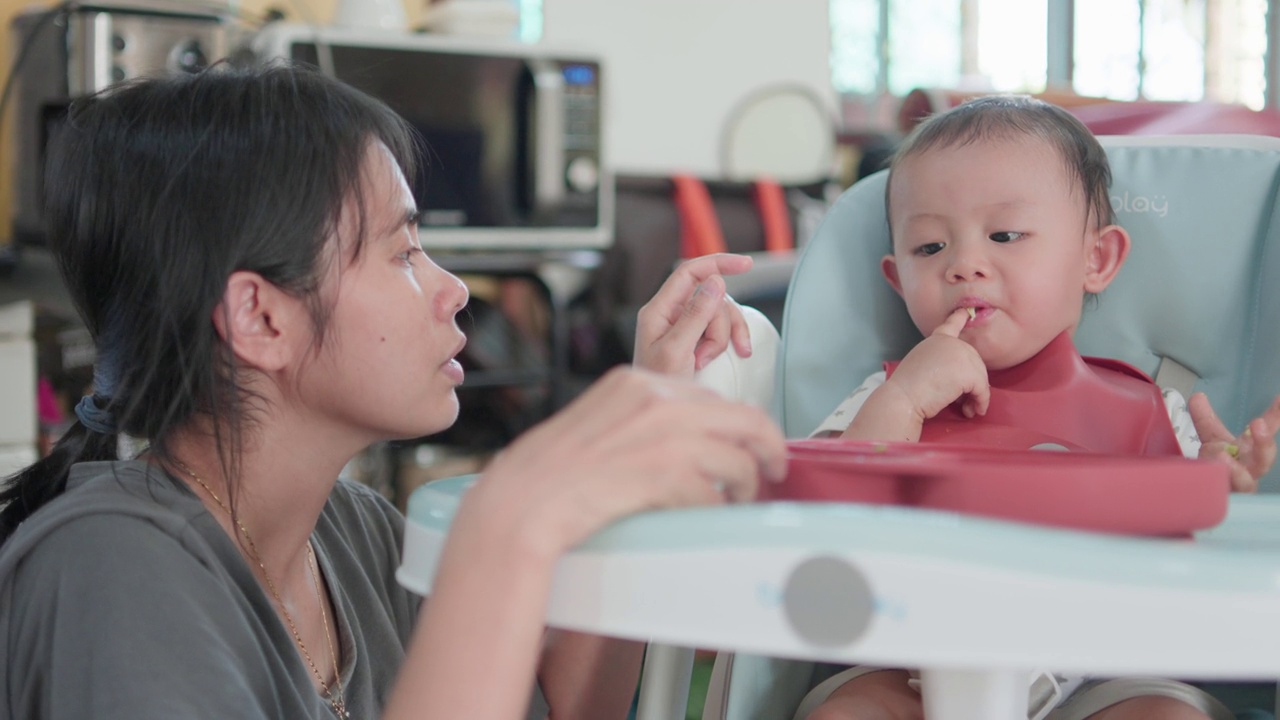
[379,207,421,238]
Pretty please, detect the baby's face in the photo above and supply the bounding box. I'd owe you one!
[883,135,1098,370]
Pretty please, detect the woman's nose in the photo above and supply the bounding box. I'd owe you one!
[434,268,470,319]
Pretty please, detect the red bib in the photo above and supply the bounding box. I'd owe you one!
[884,332,1182,456]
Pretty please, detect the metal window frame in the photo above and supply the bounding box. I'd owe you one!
[836,0,1277,110]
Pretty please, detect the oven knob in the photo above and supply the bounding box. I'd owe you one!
[171,39,209,74]
[566,156,598,193]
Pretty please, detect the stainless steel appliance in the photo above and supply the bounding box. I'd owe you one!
[250,23,611,251]
[9,1,228,246]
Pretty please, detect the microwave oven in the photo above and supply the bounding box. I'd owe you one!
[9,2,229,247]
[250,24,612,251]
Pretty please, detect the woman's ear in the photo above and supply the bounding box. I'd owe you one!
[212,271,309,372]
[1083,224,1131,294]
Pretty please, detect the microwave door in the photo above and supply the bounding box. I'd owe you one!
[528,59,566,218]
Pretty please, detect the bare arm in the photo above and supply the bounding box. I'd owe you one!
[521,253,763,720]
[841,380,931,442]
[538,630,645,720]
[384,252,786,719]
[383,369,787,719]
[385,485,557,720]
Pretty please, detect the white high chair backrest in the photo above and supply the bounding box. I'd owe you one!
[775,134,1280,490]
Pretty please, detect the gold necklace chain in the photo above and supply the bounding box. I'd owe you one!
[174,460,350,719]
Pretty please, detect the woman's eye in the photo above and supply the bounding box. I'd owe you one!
[989,231,1024,243]
[915,242,945,256]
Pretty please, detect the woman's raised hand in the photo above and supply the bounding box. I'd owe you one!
[634,254,755,377]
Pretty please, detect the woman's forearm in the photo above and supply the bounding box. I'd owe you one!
[539,630,644,720]
[385,484,559,720]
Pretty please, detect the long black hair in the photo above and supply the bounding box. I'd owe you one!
[0,63,420,541]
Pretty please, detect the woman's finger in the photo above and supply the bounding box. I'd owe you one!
[665,273,725,362]
[693,294,734,370]
[693,441,763,504]
[597,390,788,483]
[550,368,723,448]
[638,254,753,332]
[725,297,753,359]
[545,368,788,483]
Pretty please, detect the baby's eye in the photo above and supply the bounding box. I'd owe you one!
[914,242,945,256]
[989,231,1024,243]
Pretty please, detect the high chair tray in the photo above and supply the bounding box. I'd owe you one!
[399,477,1280,680]
[765,440,1231,536]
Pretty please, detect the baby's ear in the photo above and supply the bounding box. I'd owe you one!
[1083,224,1131,293]
[880,254,905,297]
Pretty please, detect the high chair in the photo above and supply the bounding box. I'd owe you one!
[397,135,1280,720]
[695,133,1280,720]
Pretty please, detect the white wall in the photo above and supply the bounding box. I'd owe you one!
[541,0,836,180]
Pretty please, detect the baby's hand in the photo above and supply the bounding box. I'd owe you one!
[883,308,990,422]
[1189,392,1280,493]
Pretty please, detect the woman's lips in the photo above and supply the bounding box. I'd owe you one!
[442,337,466,384]
[442,358,465,384]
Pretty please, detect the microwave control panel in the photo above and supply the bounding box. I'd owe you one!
[561,63,601,195]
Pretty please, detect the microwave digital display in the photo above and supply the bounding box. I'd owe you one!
[562,65,594,86]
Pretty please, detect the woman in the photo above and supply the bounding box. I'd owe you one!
[0,64,783,719]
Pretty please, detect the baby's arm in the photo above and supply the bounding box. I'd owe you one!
[1188,392,1280,492]
[840,308,990,442]
[811,373,885,438]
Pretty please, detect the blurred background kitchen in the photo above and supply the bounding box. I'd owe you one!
[0,0,1275,512]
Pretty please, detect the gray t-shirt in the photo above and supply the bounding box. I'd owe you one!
[0,460,549,720]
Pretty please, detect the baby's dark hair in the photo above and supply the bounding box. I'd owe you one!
[0,63,420,541]
[886,95,1114,231]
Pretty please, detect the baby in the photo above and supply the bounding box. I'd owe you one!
[803,95,1280,720]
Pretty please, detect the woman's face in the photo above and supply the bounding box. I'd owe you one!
[296,141,469,445]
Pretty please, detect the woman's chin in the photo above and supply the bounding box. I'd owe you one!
[421,397,461,435]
